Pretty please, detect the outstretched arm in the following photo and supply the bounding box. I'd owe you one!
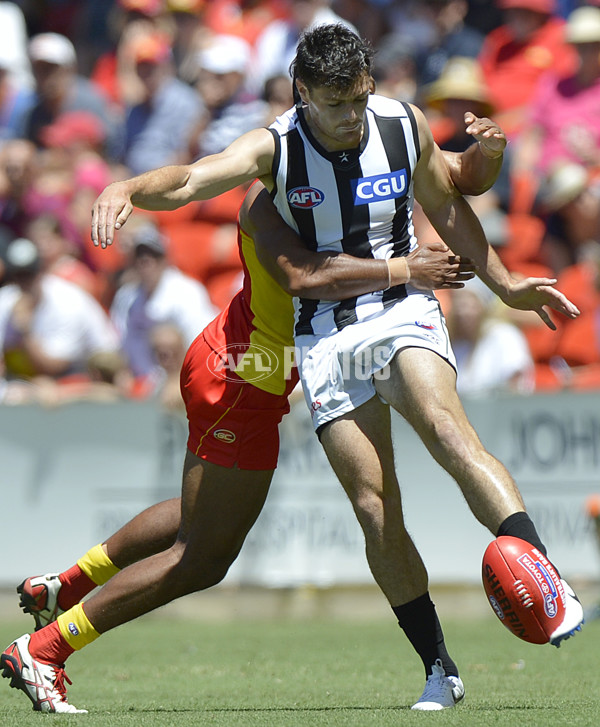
[91,127,275,248]
[412,104,579,329]
[242,183,476,300]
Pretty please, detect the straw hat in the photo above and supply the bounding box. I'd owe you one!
[424,57,493,115]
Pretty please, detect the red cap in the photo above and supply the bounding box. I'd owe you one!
[119,0,165,16]
[131,34,172,64]
[497,0,556,13]
[40,111,106,148]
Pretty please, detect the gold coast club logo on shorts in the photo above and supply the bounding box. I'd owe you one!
[206,343,279,383]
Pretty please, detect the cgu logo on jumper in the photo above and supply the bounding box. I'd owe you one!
[352,169,408,205]
[287,186,325,209]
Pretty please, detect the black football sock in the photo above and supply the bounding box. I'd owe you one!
[392,593,458,678]
[497,512,561,576]
[496,512,547,556]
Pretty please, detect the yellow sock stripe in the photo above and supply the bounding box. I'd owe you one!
[57,604,100,651]
[195,387,244,455]
[77,544,120,586]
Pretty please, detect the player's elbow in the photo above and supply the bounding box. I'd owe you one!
[283,271,318,297]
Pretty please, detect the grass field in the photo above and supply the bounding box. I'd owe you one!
[1,601,598,727]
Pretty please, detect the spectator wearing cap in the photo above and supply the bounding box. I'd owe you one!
[189,34,268,159]
[478,0,577,138]
[0,237,119,381]
[202,0,288,47]
[90,0,176,108]
[119,31,204,174]
[23,32,119,152]
[515,5,600,190]
[109,221,216,377]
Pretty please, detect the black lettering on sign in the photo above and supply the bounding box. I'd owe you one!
[508,412,600,471]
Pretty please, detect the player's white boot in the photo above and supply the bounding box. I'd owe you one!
[549,579,584,647]
[411,659,465,711]
[1,634,87,713]
[17,573,64,630]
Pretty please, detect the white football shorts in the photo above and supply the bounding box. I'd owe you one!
[295,292,456,431]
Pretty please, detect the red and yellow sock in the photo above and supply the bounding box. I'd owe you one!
[57,544,121,611]
[29,604,100,664]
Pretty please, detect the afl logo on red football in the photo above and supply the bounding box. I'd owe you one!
[287,186,324,209]
[213,429,236,443]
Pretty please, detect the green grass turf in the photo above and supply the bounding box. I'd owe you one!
[0,613,598,726]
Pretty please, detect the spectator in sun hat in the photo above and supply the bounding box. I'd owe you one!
[537,161,600,273]
[421,56,512,209]
[165,0,208,83]
[118,31,204,174]
[478,0,577,137]
[118,0,167,18]
[23,33,119,152]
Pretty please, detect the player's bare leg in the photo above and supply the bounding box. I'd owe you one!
[83,452,273,632]
[2,452,273,712]
[376,346,583,647]
[18,498,183,630]
[375,346,526,533]
[320,398,428,607]
[319,398,464,710]
[105,497,181,568]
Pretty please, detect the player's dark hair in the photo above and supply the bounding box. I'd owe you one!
[290,23,373,102]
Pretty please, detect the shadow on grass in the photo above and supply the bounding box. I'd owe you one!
[126,703,560,714]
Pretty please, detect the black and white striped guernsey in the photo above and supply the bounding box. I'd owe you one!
[269,94,421,337]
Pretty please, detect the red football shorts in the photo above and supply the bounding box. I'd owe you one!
[180,331,291,470]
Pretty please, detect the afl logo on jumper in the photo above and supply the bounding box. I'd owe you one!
[287,186,324,209]
[214,429,236,443]
[352,170,408,205]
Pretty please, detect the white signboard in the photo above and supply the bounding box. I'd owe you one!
[1,392,599,587]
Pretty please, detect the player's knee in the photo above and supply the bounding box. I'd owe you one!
[171,546,234,593]
[354,487,403,532]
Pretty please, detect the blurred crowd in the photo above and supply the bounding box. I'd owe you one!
[0,0,599,410]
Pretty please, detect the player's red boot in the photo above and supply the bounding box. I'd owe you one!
[17,573,64,630]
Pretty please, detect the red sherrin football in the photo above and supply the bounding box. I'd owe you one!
[482,536,566,644]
